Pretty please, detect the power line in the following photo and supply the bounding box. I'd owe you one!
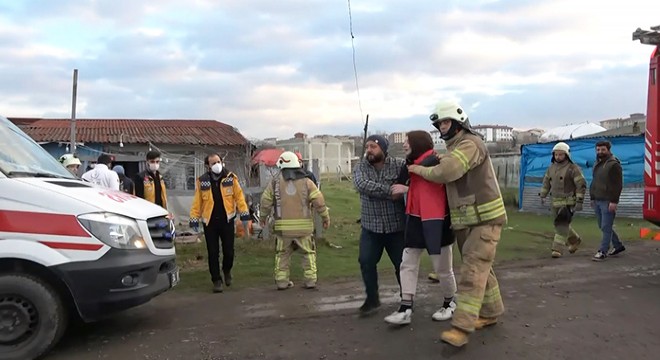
[347,0,364,122]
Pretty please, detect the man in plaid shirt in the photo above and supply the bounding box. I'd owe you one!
[353,135,407,315]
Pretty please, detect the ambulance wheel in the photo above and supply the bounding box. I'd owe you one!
[0,274,68,360]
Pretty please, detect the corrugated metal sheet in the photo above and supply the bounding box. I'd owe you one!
[8,118,248,146]
[520,185,643,218]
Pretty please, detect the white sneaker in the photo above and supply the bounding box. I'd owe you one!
[384,309,413,325]
[432,301,456,321]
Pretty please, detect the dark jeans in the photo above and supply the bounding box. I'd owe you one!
[594,200,624,253]
[358,227,404,300]
[204,218,235,283]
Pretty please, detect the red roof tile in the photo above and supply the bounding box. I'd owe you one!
[8,118,248,146]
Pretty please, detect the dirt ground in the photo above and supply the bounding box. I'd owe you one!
[46,241,660,360]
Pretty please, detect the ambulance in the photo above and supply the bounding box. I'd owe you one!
[0,115,179,360]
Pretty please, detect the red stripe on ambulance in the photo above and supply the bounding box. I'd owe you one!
[0,210,91,238]
[38,241,103,251]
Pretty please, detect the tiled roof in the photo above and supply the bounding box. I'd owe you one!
[8,118,248,146]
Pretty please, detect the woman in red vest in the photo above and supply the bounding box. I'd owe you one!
[385,130,457,325]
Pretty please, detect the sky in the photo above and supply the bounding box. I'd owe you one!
[0,0,657,140]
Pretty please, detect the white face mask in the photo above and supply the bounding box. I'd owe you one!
[211,163,223,174]
[148,163,160,172]
[89,163,96,169]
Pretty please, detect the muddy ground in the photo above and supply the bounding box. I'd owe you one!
[46,241,660,360]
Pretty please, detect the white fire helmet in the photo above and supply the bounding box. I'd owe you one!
[552,142,570,157]
[277,151,301,169]
[59,153,81,167]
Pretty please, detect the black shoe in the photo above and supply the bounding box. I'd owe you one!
[359,297,381,315]
[223,271,232,287]
[212,280,223,293]
[608,246,626,256]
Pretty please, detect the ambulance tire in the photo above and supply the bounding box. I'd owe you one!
[0,274,68,360]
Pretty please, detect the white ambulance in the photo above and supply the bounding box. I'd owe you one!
[0,115,179,360]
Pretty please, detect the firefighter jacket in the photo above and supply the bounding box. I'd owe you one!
[409,130,507,230]
[260,172,330,238]
[189,172,250,227]
[134,170,168,209]
[540,160,586,207]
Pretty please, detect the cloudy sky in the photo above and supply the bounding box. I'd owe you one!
[0,0,657,139]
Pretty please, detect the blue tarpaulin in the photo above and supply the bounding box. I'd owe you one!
[519,135,644,209]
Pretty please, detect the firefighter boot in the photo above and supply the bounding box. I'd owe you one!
[277,281,294,290]
[441,328,469,347]
[475,317,498,330]
[568,238,582,254]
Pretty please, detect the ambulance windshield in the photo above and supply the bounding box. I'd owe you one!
[0,116,75,179]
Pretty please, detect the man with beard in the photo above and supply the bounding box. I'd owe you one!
[539,142,587,258]
[353,135,406,315]
[408,100,507,347]
[590,140,625,261]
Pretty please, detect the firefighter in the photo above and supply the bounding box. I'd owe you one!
[539,142,586,258]
[407,100,506,347]
[59,153,81,176]
[296,151,342,250]
[260,151,330,290]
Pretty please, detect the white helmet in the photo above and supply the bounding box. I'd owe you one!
[277,151,301,169]
[59,153,81,167]
[430,100,469,124]
[552,142,570,155]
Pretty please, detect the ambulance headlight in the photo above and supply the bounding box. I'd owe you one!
[78,213,146,249]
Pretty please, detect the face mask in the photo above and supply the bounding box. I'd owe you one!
[211,163,223,174]
[89,164,96,169]
[148,163,160,172]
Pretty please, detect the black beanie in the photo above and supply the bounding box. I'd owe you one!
[366,135,389,154]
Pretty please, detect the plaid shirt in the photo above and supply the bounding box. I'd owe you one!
[353,156,406,233]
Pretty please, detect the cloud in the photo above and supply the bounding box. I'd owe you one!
[0,0,656,140]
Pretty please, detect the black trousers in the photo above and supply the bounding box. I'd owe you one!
[203,218,235,283]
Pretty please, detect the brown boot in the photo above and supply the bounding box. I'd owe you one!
[440,328,469,347]
[551,250,562,258]
[475,317,498,330]
[568,238,581,254]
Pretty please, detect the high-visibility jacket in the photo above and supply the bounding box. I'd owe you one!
[412,131,507,230]
[133,170,168,209]
[260,174,329,237]
[189,172,250,226]
[540,160,586,207]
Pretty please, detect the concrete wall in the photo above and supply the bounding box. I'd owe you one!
[491,153,520,189]
[277,137,354,174]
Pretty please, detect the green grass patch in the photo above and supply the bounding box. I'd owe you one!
[174,180,650,293]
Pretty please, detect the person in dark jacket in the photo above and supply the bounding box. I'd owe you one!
[384,130,457,325]
[113,165,135,194]
[590,140,625,261]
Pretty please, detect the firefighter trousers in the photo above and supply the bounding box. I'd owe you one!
[274,235,317,287]
[552,206,580,254]
[451,224,504,333]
